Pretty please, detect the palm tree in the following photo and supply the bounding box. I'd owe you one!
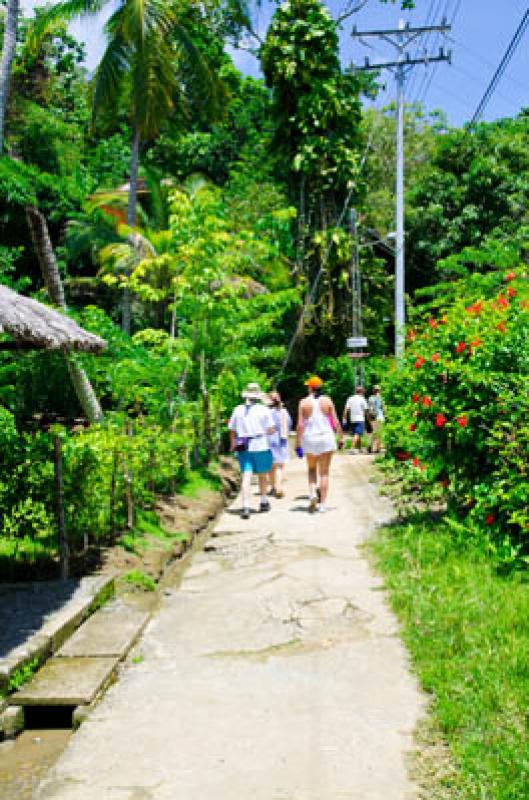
[0,0,20,152]
[35,0,220,333]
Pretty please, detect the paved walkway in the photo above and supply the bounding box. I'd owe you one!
[36,455,425,800]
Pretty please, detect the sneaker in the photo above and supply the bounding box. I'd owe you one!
[309,497,318,513]
[241,508,250,520]
[318,504,327,513]
[259,500,271,513]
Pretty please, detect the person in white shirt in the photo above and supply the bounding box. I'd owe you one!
[229,382,275,520]
[342,387,368,453]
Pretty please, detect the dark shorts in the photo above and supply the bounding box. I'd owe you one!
[237,450,273,474]
[351,421,365,436]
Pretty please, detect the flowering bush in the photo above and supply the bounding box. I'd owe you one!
[384,269,529,567]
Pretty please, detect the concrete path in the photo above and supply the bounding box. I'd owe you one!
[36,455,425,800]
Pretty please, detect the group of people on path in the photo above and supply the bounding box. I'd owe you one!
[229,376,385,519]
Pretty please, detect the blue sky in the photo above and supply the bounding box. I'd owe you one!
[22,0,529,128]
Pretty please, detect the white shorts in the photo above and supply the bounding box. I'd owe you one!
[303,432,337,456]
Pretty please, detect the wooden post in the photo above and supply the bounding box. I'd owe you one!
[53,433,69,580]
[192,408,200,468]
[110,447,118,536]
[124,420,134,529]
[202,388,211,466]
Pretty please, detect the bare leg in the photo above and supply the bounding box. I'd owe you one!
[241,470,252,509]
[274,463,284,495]
[258,473,268,502]
[318,452,332,504]
[307,456,318,496]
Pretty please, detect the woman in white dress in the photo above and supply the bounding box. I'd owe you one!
[295,376,343,513]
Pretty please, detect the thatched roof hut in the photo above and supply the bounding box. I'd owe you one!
[0,285,107,353]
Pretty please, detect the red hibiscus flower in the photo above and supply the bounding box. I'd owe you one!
[507,287,517,298]
[470,338,482,350]
[435,413,447,428]
[423,396,433,408]
[455,341,467,354]
[428,318,438,329]
[496,321,507,333]
[412,457,421,468]
[496,294,509,309]
[414,356,426,369]
[466,301,483,316]
[505,271,516,281]
[409,423,417,432]
[456,415,468,428]
[485,514,495,525]
[412,392,421,403]
[431,352,441,363]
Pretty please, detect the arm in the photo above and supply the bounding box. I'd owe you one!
[342,398,349,424]
[296,400,305,448]
[229,429,236,451]
[330,401,343,441]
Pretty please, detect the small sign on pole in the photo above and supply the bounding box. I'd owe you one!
[346,336,368,348]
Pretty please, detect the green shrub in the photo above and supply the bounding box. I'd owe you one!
[383,267,529,567]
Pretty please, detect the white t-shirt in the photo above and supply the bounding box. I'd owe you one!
[229,402,274,452]
[344,395,368,423]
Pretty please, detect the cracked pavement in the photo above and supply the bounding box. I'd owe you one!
[35,455,425,800]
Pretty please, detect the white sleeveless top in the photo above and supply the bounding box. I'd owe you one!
[302,397,337,455]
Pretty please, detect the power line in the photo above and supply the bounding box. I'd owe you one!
[448,33,529,95]
[469,8,529,126]
[415,0,462,106]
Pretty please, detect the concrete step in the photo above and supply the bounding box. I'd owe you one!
[11,656,118,708]
[57,602,149,659]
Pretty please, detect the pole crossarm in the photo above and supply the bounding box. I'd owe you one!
[352,21,449,39]
[354,49,451,72]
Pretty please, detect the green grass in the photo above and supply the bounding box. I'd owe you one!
[122,569,157,592]
[369,518,529,799]
[178,467,221,497]
[118,511,190,555]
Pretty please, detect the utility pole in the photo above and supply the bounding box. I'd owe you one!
[352,19,451,359]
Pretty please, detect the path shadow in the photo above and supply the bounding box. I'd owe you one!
[0,579,81,659]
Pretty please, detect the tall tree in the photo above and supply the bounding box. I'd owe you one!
[261,0,364,353]
[25,205,104,422]
[0,0,20,152]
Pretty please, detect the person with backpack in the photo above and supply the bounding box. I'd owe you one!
[229,383,275,520]
[296,376,343,513]
[367,385,385,453]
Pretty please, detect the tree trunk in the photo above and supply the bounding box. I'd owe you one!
[122,127,141,335]
[0,0,19,153]
[25,206,104,422]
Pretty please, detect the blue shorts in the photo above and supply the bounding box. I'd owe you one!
[351,421,365,436]
[237,450,273,474]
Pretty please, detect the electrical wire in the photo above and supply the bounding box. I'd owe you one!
[415,0,459,106]
[469,8,529,125]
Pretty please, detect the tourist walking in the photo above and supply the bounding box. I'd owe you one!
[267,391,292,499]
[296,376,343,513]
[229,383,275,520]
[342,387,368,453]
[367,385,385,453]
